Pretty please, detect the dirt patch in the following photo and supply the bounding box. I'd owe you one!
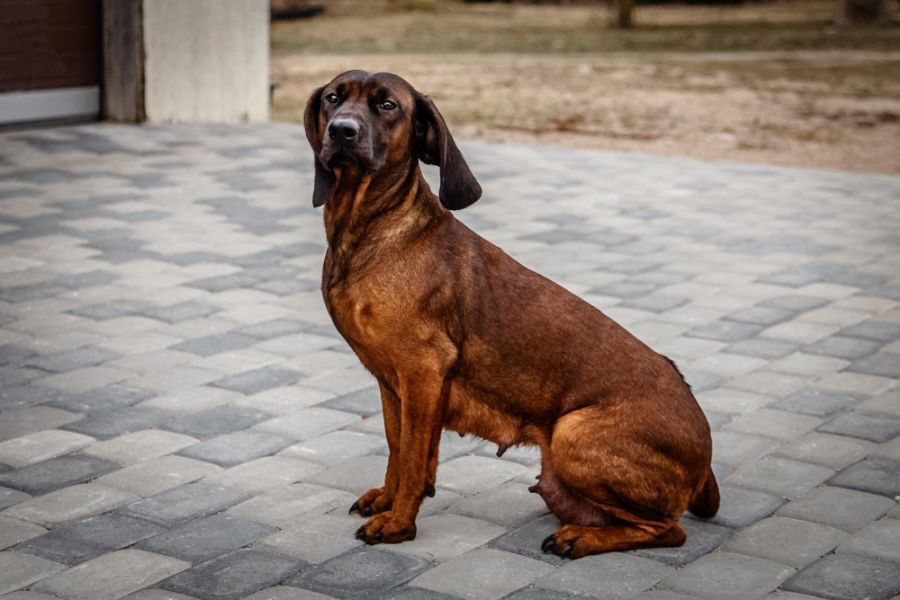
[271,1,900,174]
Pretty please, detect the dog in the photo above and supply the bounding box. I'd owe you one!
[303,70,718,558]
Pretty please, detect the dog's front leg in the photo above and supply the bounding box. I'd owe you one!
[355,372,445,544]
[350,383,400,516]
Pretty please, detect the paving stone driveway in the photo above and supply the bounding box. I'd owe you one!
[0,123,899,600]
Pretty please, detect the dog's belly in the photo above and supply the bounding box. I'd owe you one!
[443,382,542,449]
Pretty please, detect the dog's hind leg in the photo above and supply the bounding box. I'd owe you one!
[538,403,704,558]
[541,520,686,558]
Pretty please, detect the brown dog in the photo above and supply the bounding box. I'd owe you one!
[303,70,718,558]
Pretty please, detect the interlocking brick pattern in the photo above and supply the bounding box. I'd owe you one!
[1,123,899,600]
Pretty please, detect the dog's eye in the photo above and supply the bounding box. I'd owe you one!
[325,93,339,104]
[379,100,397,111]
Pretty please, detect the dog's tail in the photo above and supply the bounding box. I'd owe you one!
[688,466,720,519]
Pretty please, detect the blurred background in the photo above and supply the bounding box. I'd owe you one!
[269,0,900,173]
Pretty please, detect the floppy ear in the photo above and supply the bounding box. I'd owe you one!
[303,85,334,208]
[415,94,482,210]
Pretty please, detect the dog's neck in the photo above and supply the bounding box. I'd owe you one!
[322,162,443,283]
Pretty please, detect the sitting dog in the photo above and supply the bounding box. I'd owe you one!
[303,70,718,558]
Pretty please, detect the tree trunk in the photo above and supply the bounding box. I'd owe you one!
[614,0,635,28]
[836,0,888,25]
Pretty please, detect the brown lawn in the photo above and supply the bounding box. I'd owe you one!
[271,1,900,174]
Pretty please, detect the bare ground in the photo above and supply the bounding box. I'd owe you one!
[271,2,900,174]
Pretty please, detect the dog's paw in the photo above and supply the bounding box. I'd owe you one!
[354,512,417,544]
[349,487,393,517]
[541,525,594,559]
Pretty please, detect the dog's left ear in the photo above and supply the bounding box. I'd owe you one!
[304,85,334,208]
[415,94,481,210]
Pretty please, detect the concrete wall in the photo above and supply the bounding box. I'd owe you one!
[143,0,268,123]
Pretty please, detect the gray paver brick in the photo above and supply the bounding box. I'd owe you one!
[711,431,780,467]
[448,482,548,529]
[658,551,795,600]
[120,591,202,600]
[409,548,555,600]
[621,294,688,313]
[709,484,785,529]
[687,320,762,342]
[306,454,388,494]
[382,589,460,600]
[0,430,95,468]
[0,406,81,441]
[177,430,295,467]
[278,430,386,467]
[34,549,190,600]
[0,551,66,595]
[255,513,362,565]
[384,513,507,564]
[83,429,199,466]
[722,516,847,568]
[202,455,323,496]
[244,587,337,600]
[68,299,153,321]
[437,456,531,497]
[62,407,173,440]
[0,454,119,495]
[773,389,859,418]
[232,385,336,416]
[828,456,900,498]
[252,407,360,442]
[776,486,895,532]
[94,455,221,497]
[724,409,822,441]
[318,386,382,417]
[143,301,221,324]
[0,385,66,411]
[2,483,139,528]
[723,338,799,359]
[537,553,674,599]
[0,591,67,600]
[225,483,354,528]
[726,306,794,326]
[836,519,900,563]
[170,333,257,357]
[724,456,835,498]
[233,318,310,340]
[27,346,120,373]
[211,367,304,394]
[501,589,593,600]
[774,431,875,470]
[48,384,155,413]
[136,514,276,564]
[121,482,249,527]
[20,513,164,565]
[804,335,881,360]
[783,553,900,600]
[287,547,431,599]
[159,548,307,600]
[818,410,900,443]
[841,320,900,343]
[632,593,707,600]
[161,404,269,439]
[0,515,46,550]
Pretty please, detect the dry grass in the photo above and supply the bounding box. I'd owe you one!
[271,0,900,173]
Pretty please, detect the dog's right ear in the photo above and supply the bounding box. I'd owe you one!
[304,85,333,208]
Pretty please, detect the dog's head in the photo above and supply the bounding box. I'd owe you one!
[303,70,481,211]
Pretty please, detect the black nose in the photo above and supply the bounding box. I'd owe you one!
[329,118,360,142]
